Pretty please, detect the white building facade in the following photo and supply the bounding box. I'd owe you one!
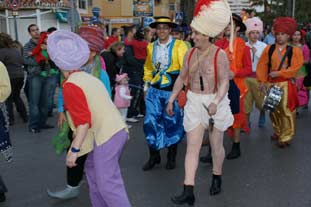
[0,0,71,44]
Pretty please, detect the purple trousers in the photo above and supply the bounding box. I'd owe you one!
[85,129,131,207]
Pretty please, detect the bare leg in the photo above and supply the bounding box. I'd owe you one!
[171,124,204,205]
[209,128,225,175]
[184,124,205,186]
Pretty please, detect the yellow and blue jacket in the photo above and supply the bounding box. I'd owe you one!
[143,39,188,90]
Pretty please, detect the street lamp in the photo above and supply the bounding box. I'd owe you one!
[6,0,21,41]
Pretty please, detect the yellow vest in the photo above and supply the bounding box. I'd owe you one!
[64,72,127,157]
[143,39,188,88]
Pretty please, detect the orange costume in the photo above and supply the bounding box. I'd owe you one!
[256,44,303,143]
[256,17,304,145]
[226,37,252,136]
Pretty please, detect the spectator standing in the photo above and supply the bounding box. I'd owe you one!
[0,33,28,125]
[23,24,54,133]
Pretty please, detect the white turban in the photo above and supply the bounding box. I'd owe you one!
[47,30,90,71]
[245,17,263,35]
[190,0,232,38]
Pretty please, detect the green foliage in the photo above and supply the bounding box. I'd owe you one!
[181,0,310,26]
[251,0,311,25]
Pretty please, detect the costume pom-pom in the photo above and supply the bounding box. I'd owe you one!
[194,0,215,16]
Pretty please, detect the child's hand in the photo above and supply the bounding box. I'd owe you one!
[41,44,47,50]
[27,51,32,56]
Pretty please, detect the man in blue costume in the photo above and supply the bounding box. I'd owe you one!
[142,16,188,171]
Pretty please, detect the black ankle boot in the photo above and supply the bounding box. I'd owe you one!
[142,147,161,171]
[171,185,195,206]
[166,144,177,170]
[210,174,222,195]
[200,144,213,164]
[226,142,241,160]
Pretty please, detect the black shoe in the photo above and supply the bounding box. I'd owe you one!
[29,128,41,133]
[171,185,195,206]
[226,142,241,160]
[210,174,222,195]
[0,193,6,202]
[142,147,161,171]
[166,144,177,170]
[142,156,161,171]
[41,124,55,129]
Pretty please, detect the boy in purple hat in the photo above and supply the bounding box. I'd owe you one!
[47,30,131,207]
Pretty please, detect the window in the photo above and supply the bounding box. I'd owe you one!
[78,0,87,9]
[169,3,175,11]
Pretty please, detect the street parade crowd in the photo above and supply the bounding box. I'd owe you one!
[1,0,311,206]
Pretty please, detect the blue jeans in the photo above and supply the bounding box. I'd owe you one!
[28,75,54,129]
[48,74,59,114]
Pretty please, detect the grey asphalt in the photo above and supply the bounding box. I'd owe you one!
[1,107,311,207]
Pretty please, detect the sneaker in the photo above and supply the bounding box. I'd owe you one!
[126,117,139,123]
[136,114,144,118]
[47,185,80,200]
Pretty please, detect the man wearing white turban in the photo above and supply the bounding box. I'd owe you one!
[244,17,268,128]
[166,0,234,205]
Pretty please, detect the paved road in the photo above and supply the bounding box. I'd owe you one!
[1,107,311,207]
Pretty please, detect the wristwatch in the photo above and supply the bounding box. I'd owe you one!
[71,147,80,153]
